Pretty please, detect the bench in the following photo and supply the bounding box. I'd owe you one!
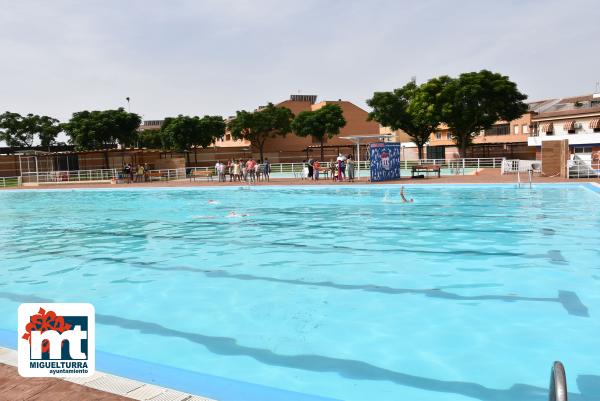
[316,167,329,179]
[411,165,441,178]
[147,171,163,181]
[190,170,214,181]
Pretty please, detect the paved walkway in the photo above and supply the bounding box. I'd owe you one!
[0,363,129,401]
[0,347,214,401]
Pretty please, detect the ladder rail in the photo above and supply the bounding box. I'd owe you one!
[549,361,568,401]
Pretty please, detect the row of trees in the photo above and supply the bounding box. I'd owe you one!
[0,103,347,161]
[1,70,527,159]
[367,70,528,158]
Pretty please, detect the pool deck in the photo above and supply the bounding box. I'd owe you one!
[2,168,599,190]
[0,347,215,401]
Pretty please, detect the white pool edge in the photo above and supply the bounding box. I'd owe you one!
[0,346,216,401]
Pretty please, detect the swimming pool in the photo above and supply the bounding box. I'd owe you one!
[0,184,599,401]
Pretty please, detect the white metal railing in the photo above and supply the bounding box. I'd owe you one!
[567,157,600,179]
[0,176,21,187]
[20,169,118,184]
[11,157,507,184]
[501,159,542,174]
[145,168,187,181]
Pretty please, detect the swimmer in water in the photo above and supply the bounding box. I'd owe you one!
[227,211,249,218]
[400,186,414,203]
[382,190,391,203]
[207,200,219,204]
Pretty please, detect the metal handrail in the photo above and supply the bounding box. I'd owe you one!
[0,176,21,188]
[549,361,568,401]
[567,157,600,179]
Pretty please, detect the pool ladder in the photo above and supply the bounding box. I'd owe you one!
[549,361,568,401]
[517,168,533,189]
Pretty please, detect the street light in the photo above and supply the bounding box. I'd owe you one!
[126,97,130,112]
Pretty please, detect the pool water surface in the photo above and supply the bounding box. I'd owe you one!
[0,184,599,401]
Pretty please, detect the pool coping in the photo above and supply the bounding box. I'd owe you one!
[0,346,215,401]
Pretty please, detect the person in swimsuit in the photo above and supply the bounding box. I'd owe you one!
[400,186,414,203]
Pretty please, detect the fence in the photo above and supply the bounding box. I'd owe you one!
[0,176,20,188]
[8,157,506,185]
[20,169,118,184]
[501,160,542,174]
[567,158,600,179]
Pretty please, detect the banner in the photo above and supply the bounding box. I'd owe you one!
[370,142,401,182]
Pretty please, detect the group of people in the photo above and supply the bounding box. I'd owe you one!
[214,158,271,183]
[121,163,150,183]
[302,154,356,181]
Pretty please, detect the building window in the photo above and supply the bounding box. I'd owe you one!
[522,124,529,134]
[435,132,442,140]
[574,146,592,154]
[446,132,452,140]
[513,125,519,134]
[225,134,231,141]
[484,124,510,136]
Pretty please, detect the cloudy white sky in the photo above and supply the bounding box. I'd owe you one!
[1,0,599,126]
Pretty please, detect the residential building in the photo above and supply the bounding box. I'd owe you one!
[527,93,600,160]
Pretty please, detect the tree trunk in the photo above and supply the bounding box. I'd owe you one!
[417,144,424,160]
[103,147,109,169]
[320,137,324,161]
[256,139,265,162]
[459,141,468,159]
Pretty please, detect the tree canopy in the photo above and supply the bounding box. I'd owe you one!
[419,70,528,157]
[63,108,141,150]
[367,80,441,159]
[0,112,61,149]
[160,115,226,152]
[227,103,294,161]
[291,103,346,160]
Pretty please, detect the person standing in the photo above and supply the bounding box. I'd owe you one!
[264,158,271,182]
[246,158,256,182]
[346,155,355,182]
[123,163,131,184]
[307,158,314,179]
[313,160,320,180]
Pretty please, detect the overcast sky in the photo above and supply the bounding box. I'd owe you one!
[1,0,599,126]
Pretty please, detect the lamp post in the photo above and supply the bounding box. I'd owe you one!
[126,97,130,112]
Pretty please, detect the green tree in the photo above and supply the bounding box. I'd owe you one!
[0,112,62,149]
[0,112,32,147]
[137,128,166,150]
[161,115,225,152]
[291,103,346,160]
[33,115,61,150]
[367,80,441,159]
[420,70,528,158]
[63,108,141,151]
[228,103,294,161]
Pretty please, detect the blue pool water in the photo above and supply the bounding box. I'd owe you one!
[1,184,599,401]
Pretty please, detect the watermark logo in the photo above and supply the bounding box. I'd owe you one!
[18,303,95,377]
